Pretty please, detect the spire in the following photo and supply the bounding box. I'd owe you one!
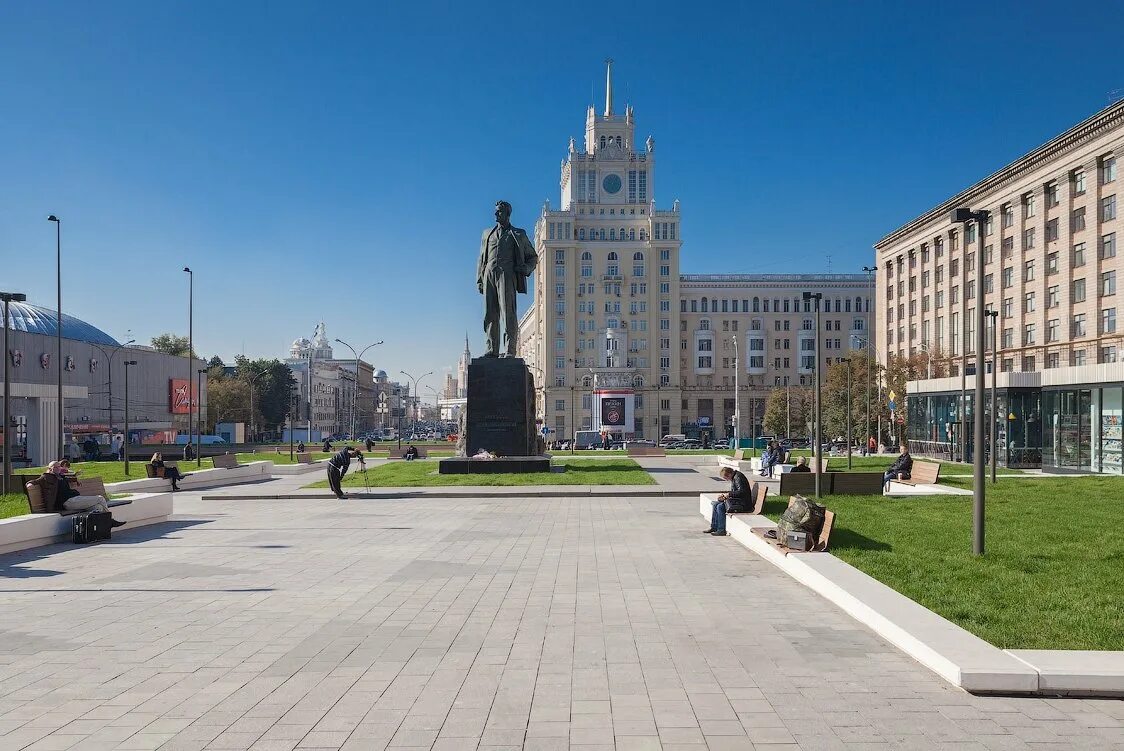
[604,58,614,116]
[464,332,470,356]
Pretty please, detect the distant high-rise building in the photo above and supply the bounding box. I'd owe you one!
[456,334,470,398]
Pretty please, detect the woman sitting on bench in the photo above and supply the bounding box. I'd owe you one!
[151,452,187,491]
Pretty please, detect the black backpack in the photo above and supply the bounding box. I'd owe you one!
[73,512,113,544]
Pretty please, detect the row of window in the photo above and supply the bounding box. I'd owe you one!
[682,296,871,315]
[887,155,1117,274]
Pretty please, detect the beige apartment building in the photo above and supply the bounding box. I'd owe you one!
[875,99,1123,473]
[518,63,874,443]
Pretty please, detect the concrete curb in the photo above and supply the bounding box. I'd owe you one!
[699,493,1124,696]
[202,488,705,500]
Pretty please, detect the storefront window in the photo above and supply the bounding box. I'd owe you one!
[1099,387,1122,474]
[1043,389,1094,471]
[1004,390,1041,467]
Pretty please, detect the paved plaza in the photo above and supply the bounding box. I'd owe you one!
[1,475,1121,750]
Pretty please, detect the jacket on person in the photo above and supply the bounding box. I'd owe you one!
[888,452,913,477]
[27,472,77,513]
[725,470,754,513]
[328,448,353,475]
[477,224,539,294]
[183,443,195,461]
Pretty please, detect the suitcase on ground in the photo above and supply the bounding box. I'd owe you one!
[73,512,113,544]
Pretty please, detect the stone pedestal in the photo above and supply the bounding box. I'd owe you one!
[438,356,546,475]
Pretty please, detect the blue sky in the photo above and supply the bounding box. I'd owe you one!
[3,1,1121,398]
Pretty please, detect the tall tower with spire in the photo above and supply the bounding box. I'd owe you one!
[456,334,470,398]
[519,61,682,441]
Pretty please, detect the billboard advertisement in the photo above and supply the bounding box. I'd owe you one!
[169,379,197,414]
[593,390,634,434]
[601,397,626,427]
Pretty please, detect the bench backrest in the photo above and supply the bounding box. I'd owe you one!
[21,476,48,513]
[780,471,824,495]
[815,510,836,551]
[830,472,884,495]
[751,483,768,515]
[389,448,427,458]
[295,452,313,464]
[212,454,240,469]
[733,448,746,461]
[911,461,941,484]
[76,477,108,498]
[145,463,163,478]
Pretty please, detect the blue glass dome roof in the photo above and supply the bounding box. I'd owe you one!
[4,302,120,347]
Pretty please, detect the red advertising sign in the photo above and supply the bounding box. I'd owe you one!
[169,379,197,414]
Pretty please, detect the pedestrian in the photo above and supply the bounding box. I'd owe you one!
[601,431,611,451]
[322,437,333,453]
[326,446,364,500]
[183,441,195,462]
[297,440,306,453]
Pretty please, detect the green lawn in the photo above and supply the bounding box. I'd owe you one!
[1,492,28,519]
[758,476,1122,650]
[305,457,656,488]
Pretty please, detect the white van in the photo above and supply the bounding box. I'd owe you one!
[660,434,687,447]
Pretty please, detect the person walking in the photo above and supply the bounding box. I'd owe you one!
[326,446,364,500]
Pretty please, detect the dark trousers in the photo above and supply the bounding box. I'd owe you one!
[327,465,344,497]
[483,266,518,356]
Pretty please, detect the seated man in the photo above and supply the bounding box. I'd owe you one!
[883,445,914,488]
[26,461,126,526]
[790,456,811,472]
[404,444,419,461]
[704,467,753,536]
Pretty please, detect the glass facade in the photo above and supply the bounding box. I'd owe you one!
[1042,386,1123,474]
[907,389,1041,468]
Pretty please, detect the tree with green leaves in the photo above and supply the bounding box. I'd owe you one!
[150,333,195,358]
[763,385,812,439]
[231,356,297,436]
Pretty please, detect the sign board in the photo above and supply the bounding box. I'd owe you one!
[698,416,711,426]
[169,379,198,414]
[601,397,626,427]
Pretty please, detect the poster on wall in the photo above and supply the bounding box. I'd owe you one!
[169,379,198,414]
[601,397,626,427]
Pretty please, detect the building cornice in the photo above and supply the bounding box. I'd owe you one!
[874,99,1124,251]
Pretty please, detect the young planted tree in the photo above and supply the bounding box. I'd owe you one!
[763,385,812,439]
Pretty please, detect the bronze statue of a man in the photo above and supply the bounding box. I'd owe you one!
[477,200,538,357]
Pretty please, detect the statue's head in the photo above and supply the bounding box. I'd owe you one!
[494,200,512,225]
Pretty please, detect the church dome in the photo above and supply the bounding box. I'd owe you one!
[4,302,120,346]
[373,369,388,379]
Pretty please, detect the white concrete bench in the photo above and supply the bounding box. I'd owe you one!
[0,492,173,555]
[271,458,328,476]
[697,493,1039,694]
[107,461,273,494]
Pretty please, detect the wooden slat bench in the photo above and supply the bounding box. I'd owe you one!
[829,472,885,495]
[750,504,836,554]
[626,446,666,457]
[895,461,941,486]
[144,462,178,478]
[780,471,830,495]
[211,454,240,470]
[388,448,428,459]
[21,475,131,515]
[295,452,314,465]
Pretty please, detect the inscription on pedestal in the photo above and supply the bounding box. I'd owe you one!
[463,356,536,458]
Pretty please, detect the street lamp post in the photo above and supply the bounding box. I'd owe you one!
[863,266,876,453]
[245,368,268,444]
[47,215,63,459]
[803,291,824,499]
[399,370,434,439]
[2,292,27,494]
[90,338,136,444]
[336,339,384,440]
[123,360,137,474]
[987,309,999,484]
[731,335,740,449]
[197,368,205,466]
[951,206,991,555]
[183,267,193,461]
[846,358,853,470]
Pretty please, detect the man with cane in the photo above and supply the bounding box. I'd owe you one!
[327,446,364,500]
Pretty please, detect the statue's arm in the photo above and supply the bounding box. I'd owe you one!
[519,232,539,273]
[477,231,488,291]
